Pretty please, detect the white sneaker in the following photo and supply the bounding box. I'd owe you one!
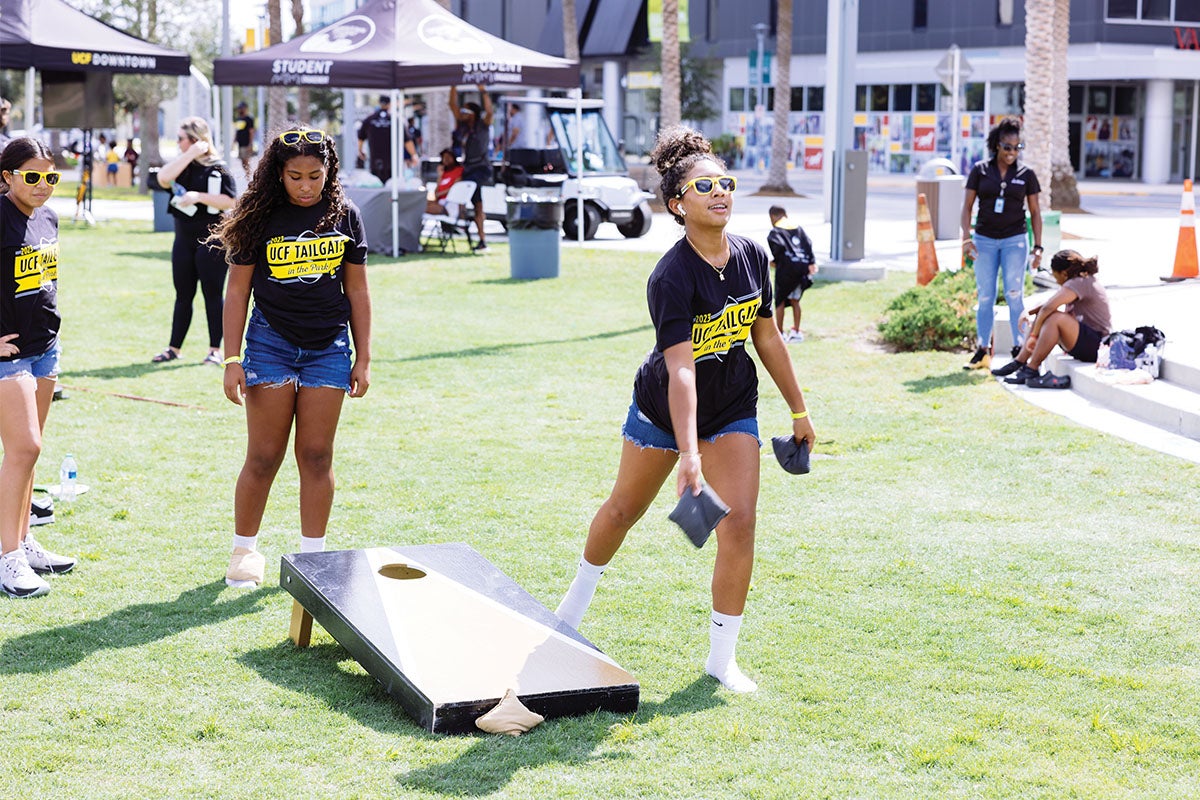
[225,547,266,588]
[22,533,77,574]
[30,496,55,526]
[1,551,51,598]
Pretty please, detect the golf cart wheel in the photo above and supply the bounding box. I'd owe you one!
[616,201,653,238]
[562,201,601,240]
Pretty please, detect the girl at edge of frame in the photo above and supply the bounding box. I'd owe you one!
[207,124,372,589]
[960,115,1043,371]
[989,250,1112,388]
[152,116,238,366]
[0,137,78,599]
[554,126,816,693]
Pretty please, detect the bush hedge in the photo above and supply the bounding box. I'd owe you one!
[878,267,977,351]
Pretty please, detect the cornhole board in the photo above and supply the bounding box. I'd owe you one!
[280,543,639,734]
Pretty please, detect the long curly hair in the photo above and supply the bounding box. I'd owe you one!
[649,125,726,226]
[1050,249,1099,279]
[208,123,348,261]
[986,116,1023,159]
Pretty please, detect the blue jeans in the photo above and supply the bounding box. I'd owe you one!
[242,308,352,392]
[973,233,1028,349]
[621,396,761,451]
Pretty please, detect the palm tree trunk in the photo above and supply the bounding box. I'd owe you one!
[1023,0,1053,212]
[1049,0,1079,209]
[424,0,453,166]
[762,0,795,193]
[660,0,682,130]
[563,0,580,62]
[291,0,309,124]
[267,0,287,131]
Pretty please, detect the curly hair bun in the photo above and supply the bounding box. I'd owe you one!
[649,126,713,178]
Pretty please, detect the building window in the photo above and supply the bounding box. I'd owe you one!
[855,85,867,111]
[893,85,913,111]
[913,0,927,29]
[1106,0,1200,23]
[916,84,937,112]
[791,87,805,110]
[965,83,985,112]
[807,87,824,112]
[870,85,889,111]
[1114,85,1138,115]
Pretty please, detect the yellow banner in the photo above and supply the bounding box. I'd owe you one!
[692,296,759,361]
[265,234,349,281]
[648,0,690,43]
[13,242,58,294]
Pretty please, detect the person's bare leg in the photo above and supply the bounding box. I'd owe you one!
[292,386,346,541]
[1028,312,1080,370]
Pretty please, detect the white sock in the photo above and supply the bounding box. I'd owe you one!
[299,536,326,553]
[705,610,758,693]
[232,534,257,552]
[555,558,606,629]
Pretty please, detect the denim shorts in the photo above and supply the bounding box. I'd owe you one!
[621,396,761,451]
[0,343,60,382]
[242,308,352,392]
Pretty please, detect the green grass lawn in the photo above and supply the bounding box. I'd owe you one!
[2,220,1198,799]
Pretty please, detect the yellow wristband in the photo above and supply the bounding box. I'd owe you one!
[790,410,809,420]
[222,355,242,366]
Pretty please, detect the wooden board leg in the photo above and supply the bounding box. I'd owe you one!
[289,600,313,647]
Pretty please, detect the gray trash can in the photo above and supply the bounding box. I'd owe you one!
[506,194,563,280]
[148,168,172,232]
[915,158,964,240]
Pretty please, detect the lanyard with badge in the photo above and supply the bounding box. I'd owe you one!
[995,176,1007,214]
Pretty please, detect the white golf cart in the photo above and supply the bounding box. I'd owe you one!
[480,97,655,240]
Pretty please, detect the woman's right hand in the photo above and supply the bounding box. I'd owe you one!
[0,333,19,358]
[676,452,704,499]
[187,140,210,160]
[223,363,246,406]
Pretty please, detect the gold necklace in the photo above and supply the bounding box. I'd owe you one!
[685,235,730,281]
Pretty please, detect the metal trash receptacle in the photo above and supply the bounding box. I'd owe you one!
[506,194,563,280]
[147,168,172,232]
[915,158,964,240]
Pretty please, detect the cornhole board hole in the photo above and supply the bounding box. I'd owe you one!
[280,542,639,734]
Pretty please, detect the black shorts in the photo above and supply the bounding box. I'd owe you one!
[463,165,492,204]
[774,262,808,308]
[1067,321,1103,363]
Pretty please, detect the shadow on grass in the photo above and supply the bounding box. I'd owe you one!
[0,581,279,674]
[381,324,651,364]
[115,249,172,262]
[65,359,194,380]
[904,370,989,393]
[395,677,725,796]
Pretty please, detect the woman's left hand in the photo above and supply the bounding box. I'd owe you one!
[1030,251,1043,270]
[176,191,200,207]
[348,360,370,398]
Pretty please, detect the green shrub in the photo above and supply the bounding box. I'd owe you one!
[878,267,977,351]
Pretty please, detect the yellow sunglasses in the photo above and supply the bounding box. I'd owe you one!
[278,130,327,146]
[9,169,62,186]
[678,174,736,197]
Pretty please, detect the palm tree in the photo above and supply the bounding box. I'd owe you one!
[1023,0,1053,211]
[1050,0,1079,209]
[761,0,795,194]
[267,0,286,131]
[291,0,309,124]
[563,0,580,62]
[659,0,681,130]
[423,0,453,163]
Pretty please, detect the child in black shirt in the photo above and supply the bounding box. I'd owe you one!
[555,127,816,693]
[208,125,371,588]
[0,137,77,598]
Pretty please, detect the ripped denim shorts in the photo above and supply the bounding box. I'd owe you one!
[242,307,352,392]
[0,342,60,382]
[621,395,761,451]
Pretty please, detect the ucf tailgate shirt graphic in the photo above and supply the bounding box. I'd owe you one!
[265,230,349,283]
[14,238,59,297]
[692,292,760,362]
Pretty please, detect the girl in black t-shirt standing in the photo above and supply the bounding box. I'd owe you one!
[555,127,816,693]
[152,116,237,366]
[960,116,1043,370]
[208,126,371,588]
[0,137,77,599]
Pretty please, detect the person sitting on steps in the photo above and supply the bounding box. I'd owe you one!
[990,249,1111,389]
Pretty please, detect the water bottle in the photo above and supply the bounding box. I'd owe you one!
[59,454,77,502]
[207,170,222,214]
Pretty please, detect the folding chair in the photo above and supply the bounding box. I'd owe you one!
[421,180,477,253]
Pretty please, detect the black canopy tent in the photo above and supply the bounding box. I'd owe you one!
[1,0,192,216]
[212,0,582,255]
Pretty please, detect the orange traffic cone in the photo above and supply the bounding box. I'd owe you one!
[916,192,939,286]
[1163,179,1198,282]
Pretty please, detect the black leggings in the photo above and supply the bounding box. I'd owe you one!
[169,229,228,350]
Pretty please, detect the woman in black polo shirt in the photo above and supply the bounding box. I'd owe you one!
[554,127,816,693]
[960,116,1044,370]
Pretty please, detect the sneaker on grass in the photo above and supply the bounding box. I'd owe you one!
[23,533,76,574]
[1,550,50,598]
[963,347,990,370]
[226,547,266,588]
[30,496,54,526]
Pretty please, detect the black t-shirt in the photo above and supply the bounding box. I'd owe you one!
[235,113,255,147]
[965,158,1041,239]
[633,234,774,438]
[358,108,391,160]
[240,198,368,350]
[168,160,237,235]
[767,220,815,298]
[462,119,490,171]
[0,194,60,361]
